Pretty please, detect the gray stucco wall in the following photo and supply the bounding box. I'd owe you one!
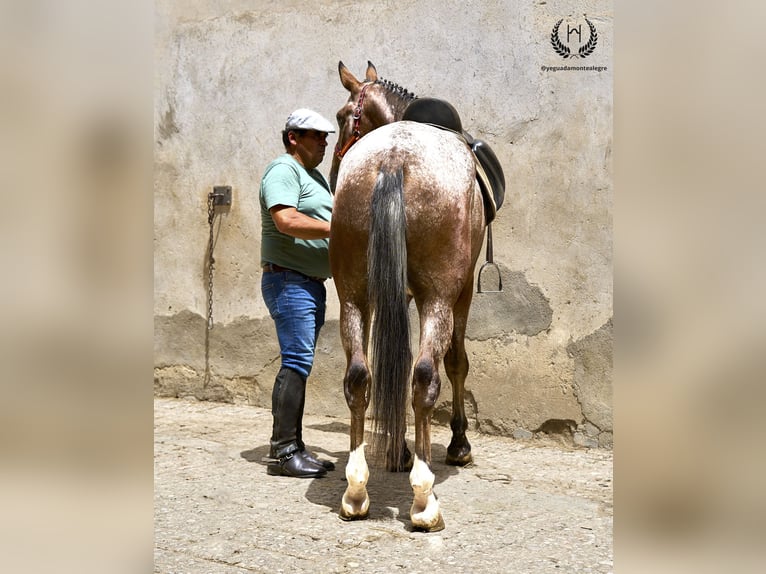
[154,1,613,447]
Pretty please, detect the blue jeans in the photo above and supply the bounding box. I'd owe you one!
[261,269,326,378]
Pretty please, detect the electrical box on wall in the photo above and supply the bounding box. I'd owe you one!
[212,185,232,207]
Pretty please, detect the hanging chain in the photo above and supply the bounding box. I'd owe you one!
[206,193,216,330]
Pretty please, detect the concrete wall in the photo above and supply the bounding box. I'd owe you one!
[154,0,613,447]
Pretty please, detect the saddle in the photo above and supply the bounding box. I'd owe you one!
[402,98,506,224]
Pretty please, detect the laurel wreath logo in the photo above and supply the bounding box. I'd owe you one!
[579,18,598,58]
[551,20,571,58]
[551,17,598,59]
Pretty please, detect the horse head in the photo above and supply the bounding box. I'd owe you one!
[329,61,417,191]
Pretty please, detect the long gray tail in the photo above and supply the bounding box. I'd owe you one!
[367,168,411,469]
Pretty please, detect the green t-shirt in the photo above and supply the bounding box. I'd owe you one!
[260,154,333,278]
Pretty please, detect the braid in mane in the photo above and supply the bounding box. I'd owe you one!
[375,78,418,120]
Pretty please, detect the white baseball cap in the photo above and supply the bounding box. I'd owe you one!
[284,108,335,133]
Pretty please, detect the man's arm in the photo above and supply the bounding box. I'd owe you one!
[269,205,331,239]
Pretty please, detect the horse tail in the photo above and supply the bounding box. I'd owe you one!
[368,167,411,470]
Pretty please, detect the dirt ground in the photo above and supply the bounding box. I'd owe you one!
[154,397,612,573]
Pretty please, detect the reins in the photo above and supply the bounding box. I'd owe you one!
[334,82,372,160]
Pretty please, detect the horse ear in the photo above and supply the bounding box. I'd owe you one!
[338,61,360,92]
[365,61,378,82]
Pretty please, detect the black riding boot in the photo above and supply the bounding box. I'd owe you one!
[296,378,335,471]
[267,367,326,478]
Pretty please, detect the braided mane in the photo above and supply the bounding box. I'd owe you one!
[374,78,417,120]
[375,78,417,102]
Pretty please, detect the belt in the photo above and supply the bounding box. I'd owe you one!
[262,262,326,283]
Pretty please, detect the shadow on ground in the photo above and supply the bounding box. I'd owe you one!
[306,440,460,530]
[240,419,463,530]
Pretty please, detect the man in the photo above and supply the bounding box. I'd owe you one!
[260,108,336,478]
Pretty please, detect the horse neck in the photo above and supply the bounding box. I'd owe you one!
[330,83,415,192]
[365,87,412,132]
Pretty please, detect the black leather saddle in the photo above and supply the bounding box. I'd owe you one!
[402,97,505,223]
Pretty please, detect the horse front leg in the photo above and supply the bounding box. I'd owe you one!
[444,280,474,466]
[339,304,372,521]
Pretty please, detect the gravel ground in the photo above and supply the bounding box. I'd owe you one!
[154,397,612,573]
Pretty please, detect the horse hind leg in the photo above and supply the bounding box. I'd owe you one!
[408,303,452,531]
[409,454,445,532]
[340,442,370,521]
[408,355,445,531]
[339,363,371,521]
[339,304,372,521]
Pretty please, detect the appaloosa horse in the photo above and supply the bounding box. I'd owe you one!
[328,62,487,531]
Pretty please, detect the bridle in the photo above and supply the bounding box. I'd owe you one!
[334,82,373,160]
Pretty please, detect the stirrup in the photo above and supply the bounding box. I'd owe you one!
[477,224,503,293]
[477,261,502,293]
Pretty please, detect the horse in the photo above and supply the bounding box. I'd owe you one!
[328,61,488,532]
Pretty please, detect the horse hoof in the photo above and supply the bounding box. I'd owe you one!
[445,450,473,466]
[339,508,369,521]
[411,514,445,533]
[446,435,472,466]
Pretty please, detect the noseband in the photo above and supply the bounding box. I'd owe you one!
[334,82,372,160]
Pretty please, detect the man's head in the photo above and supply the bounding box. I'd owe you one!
[282,108,335,169]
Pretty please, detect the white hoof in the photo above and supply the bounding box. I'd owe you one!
[340,443,370,520]
[409,455,444,531]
